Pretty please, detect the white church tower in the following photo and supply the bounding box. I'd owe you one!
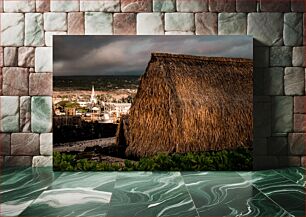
[90,85,97,104]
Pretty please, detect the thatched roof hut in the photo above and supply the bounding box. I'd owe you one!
[124,53,253,157]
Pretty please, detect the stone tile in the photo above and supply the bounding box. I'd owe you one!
[302,156,306,167]
[0,68,2,95]
[278,156,301,167]
[272,96,293,133]
[0,133,11,155]
[31,96,52,133]
[3,0,35,12]
[292,47,305,67]
[85,12,113,35]
[253,138,267,156]
[264,67,284,95]
[208,0,236,12]
[236,0,256,12]
[260,0,290,12]
[137,13,164,35]
[4,156,32,167]
[40,133,52,155]
[284,13,303,46]
[253,156,279,170]
[35,47,53,72]
[44,12,67,31]
[294,114,306,132]
[284,67,305,95]
[121,0,152,12]
[253,67,265,95]
[218,13,247,35]
[153,0,175,12]
[247,13,283,46]
[165,31,194,35]
[294,96,305,113]
[165,13,195,31]
[25,13,44,46]
[45,32,67,46]
[113,13,136,35]
[20,96,31,133]
[288,133,305,155]
[4,47,18,66]
[68,12,84,35]
[195,13,217,35]
[254,47,269,67]
[0,96,19,132]
[268,137,288,155]
[50,0,79,12]
[0,47,3,67]
[80,0,120,12]
[176,0,208,12]
[32,156,53,167]
[36,0,50,12]
[270,46,292,67]
[18,47,35,67]
[0,0,3,12]
[29,73,53,96]
[2,67,29,96]
[0,13,24,46]
[254,101,271,137]
[291,0,304,12]
[11,133,39,155]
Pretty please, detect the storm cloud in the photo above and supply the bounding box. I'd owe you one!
[53,35,253,76]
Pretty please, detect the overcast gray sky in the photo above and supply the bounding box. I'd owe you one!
[53,35,253,76]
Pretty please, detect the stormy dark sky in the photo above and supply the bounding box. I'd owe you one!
[53,35,253,76]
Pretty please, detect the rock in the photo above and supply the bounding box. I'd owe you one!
[253,156,278,170]
[36,0,50,12]
[4,47,18,66]
[3,0,35,12]
[2,67,29,96]
[50,0,79,12]
[31,96,52,133]
[121,0,152,12]
[208,0,235,12]
[137,13,164,35]
[254,47,269,68]
[0,47,3,67]
[288,133,305,155]
[294,96,305,113]
[113,13,136,35]
[270,46,292,67]
[247,13,283,46]
[259,0,290,12]
[252,138,267,156]
[264,67,284,95]
[11,133,39,155]
[68,12,84,35]
[165,31,194,35]
[85,12,113,35]
[267,137,288,155]
[40,133,52,155]
[25,13,44,46]
[153,0,175,12]
[292,46,305,67]
[284,67,304,95]
[32,156,53,167]
[80,0,120,12]
[165,13,195,31]
[294,114,306,132]
[236,0,256,12]
[176,0,208,12]
[29,73,53,96]
[284,13,303,46]
[0,96,19,132]
[20,96,31,132]
[254,101,271,137]
[272,96,293,133]
[44,12,67,31]
[195,12,217,35]
[35,47,53,72]
[5,156,32,167]
[0,133,10,155]
[278,156,301,167]
[0,13,24,46]
[18,47,35,67]
[45,32,67,46]
[218,13,247,35]
[291,0,304,12]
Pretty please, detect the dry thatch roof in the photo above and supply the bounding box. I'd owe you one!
[124,53,253,157]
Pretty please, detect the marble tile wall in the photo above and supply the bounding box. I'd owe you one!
[0,0,305,169]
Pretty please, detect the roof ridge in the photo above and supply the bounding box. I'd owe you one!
[151,52,252,63]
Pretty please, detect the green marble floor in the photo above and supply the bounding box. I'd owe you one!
[0,167,305,216]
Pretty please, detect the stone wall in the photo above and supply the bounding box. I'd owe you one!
[0,0,305,169]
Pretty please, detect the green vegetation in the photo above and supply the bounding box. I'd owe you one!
[53,147,252,171]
